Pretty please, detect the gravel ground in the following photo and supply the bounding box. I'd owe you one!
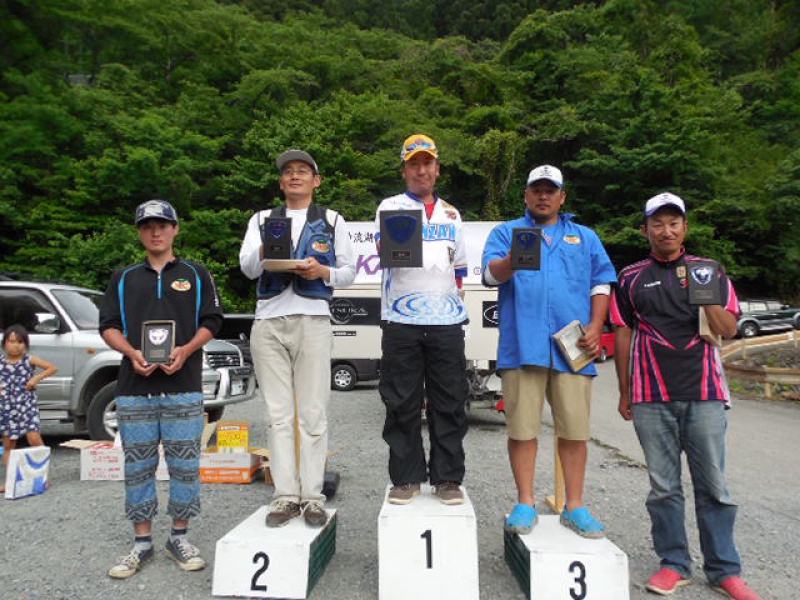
[0,369,792,600]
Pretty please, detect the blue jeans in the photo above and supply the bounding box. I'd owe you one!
[632,401,741,585]
[117,392,204,523]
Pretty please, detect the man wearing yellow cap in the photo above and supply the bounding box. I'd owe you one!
[374,134,469,506]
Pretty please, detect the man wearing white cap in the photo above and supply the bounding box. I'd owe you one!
[610,193,760,599]
[239,150,356,528]
[482,165,616,538]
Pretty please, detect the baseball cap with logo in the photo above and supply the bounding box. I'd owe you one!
[276,149,319,174]
[526,165,564,188]
[400,134,439,162]
[135,200,178,225]
[644,192,686,218]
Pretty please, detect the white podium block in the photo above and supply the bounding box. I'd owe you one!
[213,506,336,599]
[505,515,629,600]
[378,484,479,600]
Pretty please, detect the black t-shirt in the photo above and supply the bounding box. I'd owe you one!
[99,257,223,396]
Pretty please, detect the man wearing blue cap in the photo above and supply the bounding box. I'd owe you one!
[100,199,223,579]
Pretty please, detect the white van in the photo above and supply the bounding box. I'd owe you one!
[332,222,501,408]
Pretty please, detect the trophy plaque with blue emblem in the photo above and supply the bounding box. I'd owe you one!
[688,262,721,305]
[260,217,292,259]
[510,228,542,270]
[379,209,423,268]
[142,320,175,364]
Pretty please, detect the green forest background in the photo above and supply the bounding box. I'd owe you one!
[2,0,799,311]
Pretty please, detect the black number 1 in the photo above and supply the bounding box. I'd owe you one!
[569,560,587,600]
[421,529,433,569]
[251,552,270,592]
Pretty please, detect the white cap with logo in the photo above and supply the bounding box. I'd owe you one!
[644,192,686,217]
[526,165,563,188]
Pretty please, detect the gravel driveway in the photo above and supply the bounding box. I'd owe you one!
[1,364,792,599]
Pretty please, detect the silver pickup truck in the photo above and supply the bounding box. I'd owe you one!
[0,279,257,439]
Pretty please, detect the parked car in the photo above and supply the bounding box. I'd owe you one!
[736,299,800,338]
[0,280,257,439]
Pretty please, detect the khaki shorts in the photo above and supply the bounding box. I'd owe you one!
[501,366,593,441]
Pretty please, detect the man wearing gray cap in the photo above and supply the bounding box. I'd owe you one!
[482,165,616,538]
[100,199,223,579]
[239,150,355,528]
[611,193,760,599]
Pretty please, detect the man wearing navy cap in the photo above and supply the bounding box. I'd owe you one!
[100,199,223,579]
[611,193,760,599]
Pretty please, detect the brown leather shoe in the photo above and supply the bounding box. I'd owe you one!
[388,483,421,505]
[433,482,464,505]
[265,500,301,528]
[302,500,328,528]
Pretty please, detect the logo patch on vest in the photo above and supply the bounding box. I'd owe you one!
[564,234,581,245]
[172,278,192,292]
[312,239,331,253]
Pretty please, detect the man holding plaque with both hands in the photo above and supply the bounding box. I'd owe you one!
[482,165,616,538]
[611,193,760,600]
[100,199,223,579]
[239,149,355,529]
[375,134,470,506]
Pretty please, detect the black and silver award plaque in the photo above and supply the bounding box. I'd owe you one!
[260,217,292,259]
[379,209,423,268]
[511,227,542,270]
[687,262,721,305]
[142,320,175,364]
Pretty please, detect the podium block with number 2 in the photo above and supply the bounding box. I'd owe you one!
[378,484,479,600]
[213,506,336,599]
[505,515,629,600]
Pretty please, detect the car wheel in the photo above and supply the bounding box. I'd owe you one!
[740,322,760,338]
[87,381,118,441]
[331,364,357,391]
[205,407,225,422]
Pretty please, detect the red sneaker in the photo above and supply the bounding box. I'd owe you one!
[715,576,761,600]
[645,568,690,595]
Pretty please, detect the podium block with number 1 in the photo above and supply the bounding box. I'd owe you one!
[378,484,479,600]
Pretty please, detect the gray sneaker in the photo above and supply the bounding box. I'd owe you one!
[165,537,206,571]
[266,500,302,527]
[108,546,154,579]
[302,500,329,527]
[388,483,421,505]
[433,482,464,505]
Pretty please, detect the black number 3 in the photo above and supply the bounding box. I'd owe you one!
[569,560,587,600]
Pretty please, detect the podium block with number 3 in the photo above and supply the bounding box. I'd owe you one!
[505,515,629,600]
[378,484,479,600]
[213,506,336,599]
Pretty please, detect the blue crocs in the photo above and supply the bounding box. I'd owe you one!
[504,504,538,534]
[560,507,606,539]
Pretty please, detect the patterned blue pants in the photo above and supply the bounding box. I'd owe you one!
[116,393,204,523]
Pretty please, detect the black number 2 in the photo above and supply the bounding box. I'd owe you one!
[569,560,587,599]
[251,552,270,592]
[421,529,433,569]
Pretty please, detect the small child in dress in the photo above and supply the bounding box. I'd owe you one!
[1,324,58,493]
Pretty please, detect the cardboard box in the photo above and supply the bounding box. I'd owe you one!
[215,420,250,453]
[61,439,169,481]
[5,446,50,499]
[200,446,268,484]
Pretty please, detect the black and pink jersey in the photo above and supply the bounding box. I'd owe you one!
[610,251,739,404]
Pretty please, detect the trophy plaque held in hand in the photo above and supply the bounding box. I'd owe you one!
[379,209,423,268]
[511,228,542,270]
[260,217,292,259]
[142,320,175,364]
[687,262,721,305]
